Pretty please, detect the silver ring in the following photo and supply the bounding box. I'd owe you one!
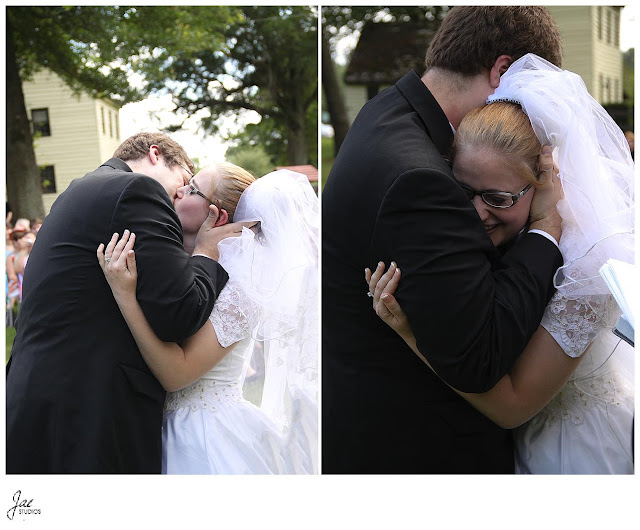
[367,291,374,298]
[104,257,112,263]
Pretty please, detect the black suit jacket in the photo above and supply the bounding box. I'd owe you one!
[322,71,563,473]
[6,158,228,473]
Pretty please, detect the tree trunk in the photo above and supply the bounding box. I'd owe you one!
[286,118,309,165]
[6,17,45,220]
[321,31,350,156]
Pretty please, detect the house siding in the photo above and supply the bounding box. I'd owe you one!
[22,69,121,213]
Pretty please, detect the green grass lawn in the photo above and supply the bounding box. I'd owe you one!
[6,325,16,363]
[321,136,335,191]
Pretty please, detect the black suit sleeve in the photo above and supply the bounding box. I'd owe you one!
[372,167,563,392]
[110,176,228,342]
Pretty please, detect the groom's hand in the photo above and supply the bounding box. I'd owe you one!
[529,145,562,243]
[193,205,257,261]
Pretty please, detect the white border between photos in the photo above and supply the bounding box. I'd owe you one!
[1,1,639,528]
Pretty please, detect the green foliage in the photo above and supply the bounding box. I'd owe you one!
[322,6,449,55]
[224,91,318,167]
[623,48,634,108]
[225,145,275,179]
[139,6,318,164]
[6,326,16,363]
[9,6,238,103]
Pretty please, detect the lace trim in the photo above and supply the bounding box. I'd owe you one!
[534,368,633,426]
[540,292,614,358]
[164,379,244,413]
[209,281,256,347]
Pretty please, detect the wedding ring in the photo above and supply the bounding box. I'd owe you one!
[105,257,112,263]
[367,292,373,297]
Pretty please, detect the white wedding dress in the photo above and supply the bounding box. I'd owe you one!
[487,55,635,474]
[162,170,318,474]
[513,293,634,474]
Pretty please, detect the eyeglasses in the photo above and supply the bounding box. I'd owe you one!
[186,176,217,205]
[458,181,533,208]
[177,162,194,178]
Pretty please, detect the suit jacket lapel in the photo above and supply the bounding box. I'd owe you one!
[396,71,453,157]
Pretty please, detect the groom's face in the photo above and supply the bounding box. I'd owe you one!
[153,159,192,205]
[453,147,533,247]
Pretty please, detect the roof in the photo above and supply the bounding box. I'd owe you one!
[345,21,436,85]
[276,164,318,182]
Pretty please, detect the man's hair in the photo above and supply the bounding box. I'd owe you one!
[425,7,563,75]
[113,132,194,173]
[451,102,543,187]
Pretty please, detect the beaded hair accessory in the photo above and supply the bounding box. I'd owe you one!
[486,96,521,106]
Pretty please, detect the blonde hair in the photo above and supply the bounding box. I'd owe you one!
[451,102,542,186]
[207,162,256,221]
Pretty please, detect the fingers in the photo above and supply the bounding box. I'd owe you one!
[127,249,137,277]
[114,232,135,268]
[380,292,402,319]
[373,262,398,306]
[97,243,105,269]
[104,232,119,258]
[368,262,385,297]
[111,230,131,262]
[383,266,402,297]
[364,268,372,285]
[537,145,554,183]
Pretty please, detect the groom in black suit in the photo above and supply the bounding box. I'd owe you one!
[6,133,239,473]
[323,7,565,473]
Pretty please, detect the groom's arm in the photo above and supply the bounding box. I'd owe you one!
[111,175,228,342]
[372,167,563,393]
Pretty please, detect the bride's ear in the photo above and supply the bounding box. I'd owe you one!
[214,209,229,227]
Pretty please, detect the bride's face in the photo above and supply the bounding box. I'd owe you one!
[453,147,534,247]
[174,167,216,235]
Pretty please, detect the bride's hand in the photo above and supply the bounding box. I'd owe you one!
[97,230,138,297]
[364,262,413,340]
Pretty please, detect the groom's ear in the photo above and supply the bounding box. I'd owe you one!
[214,208,229,227]
[489,55,513,89]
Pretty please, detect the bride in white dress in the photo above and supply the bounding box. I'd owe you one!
[368,54,634,473]
[98,167,318,474]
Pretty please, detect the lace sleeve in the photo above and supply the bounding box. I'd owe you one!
[208,279,259,347]
[540,292,617,358]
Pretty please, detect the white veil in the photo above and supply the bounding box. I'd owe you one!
[216,169,319,473]
[487,54,635,299]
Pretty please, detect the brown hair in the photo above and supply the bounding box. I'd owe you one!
[425,7,563,75]
[113,132,194,173]
[451,102,543,185]
[208,162,256,222]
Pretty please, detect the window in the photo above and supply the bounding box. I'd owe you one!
[115,112,120,140]
[31,108,51,136]
[108,111,113,137]
[614,78,620,103]
[597,6,602,40]
[40,165,56,194]
[101,107,106,135]
[607,9,612,44]
[614,11,620,47]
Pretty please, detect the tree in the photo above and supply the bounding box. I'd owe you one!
[7,6,236,219]
[225,145,274,179]
[139,6,318,166]
[8,6,318,218]
[321,6,449,155]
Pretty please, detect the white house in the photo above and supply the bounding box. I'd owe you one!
[21,69,122,213]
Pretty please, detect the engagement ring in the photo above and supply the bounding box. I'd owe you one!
[367,292,373,297]
[104,257,112,263]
